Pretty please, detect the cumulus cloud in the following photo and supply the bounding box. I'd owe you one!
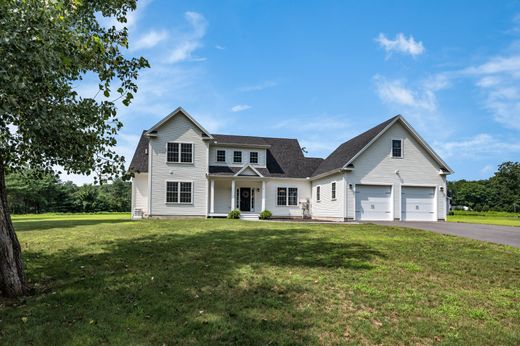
[373,75,444,112]
[376,33,425,57]
[231,104,252,112]
[167,11,208,64]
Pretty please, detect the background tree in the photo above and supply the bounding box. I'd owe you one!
[0,0,148,297]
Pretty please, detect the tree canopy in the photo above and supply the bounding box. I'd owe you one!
[449,162,520,212]
[0,0,148,297]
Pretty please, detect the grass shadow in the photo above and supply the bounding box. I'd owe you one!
[1,226,384,344]
[12,218,133,232]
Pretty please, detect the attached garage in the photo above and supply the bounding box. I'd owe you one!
[355,185,392,221]
[401,186,436,221]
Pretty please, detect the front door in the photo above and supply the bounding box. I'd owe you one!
[240,188,251,212]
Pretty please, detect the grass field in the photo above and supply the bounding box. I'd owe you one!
[1,214,519,345]
[448,210,520,227]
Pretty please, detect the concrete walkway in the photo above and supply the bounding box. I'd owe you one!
[371,221,520,248]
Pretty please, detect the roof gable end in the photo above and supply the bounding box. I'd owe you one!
[146,107,213,139]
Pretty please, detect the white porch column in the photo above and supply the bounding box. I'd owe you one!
[261,180,266,211]
[210,179,215,214]
[231,180,236,211]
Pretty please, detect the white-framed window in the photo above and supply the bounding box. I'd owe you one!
[316,185,321,202]
[166,181,193,204]
[233,151,242,163]
[331,182,336,200]
[216,150,226,162]
[167,142,193,163]
[249,151,258,164]
[276,187,298,206]
[392,139,403,158]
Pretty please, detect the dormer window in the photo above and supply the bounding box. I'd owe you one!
[233,151,242,163]
[167,142,193,163]
[249,151,258,164]
[392,139,403,158]
[216,150,226,162]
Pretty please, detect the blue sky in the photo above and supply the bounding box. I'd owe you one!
[70,0,520,183]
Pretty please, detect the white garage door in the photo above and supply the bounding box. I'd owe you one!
[355,185,392,221]
[401,186,435,221]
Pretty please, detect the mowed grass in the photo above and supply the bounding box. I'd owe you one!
[448,210,520,227]
[0,214,519,345]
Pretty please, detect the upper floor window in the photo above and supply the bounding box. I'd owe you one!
[216,150,226,162]
[392,139,403,158]
[167,142,193,163]
[249,151,258,164]
[331,182,336,200]
[233,151,242,163]
[316,186,321,202]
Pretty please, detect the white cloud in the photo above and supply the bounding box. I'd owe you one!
[231,104,251,112]
[373,75,441,112]
[167,11,208,64]
[434,133,520,159]
[376,33,425,57]
[480,164,495,177]
[215,45,226,50]
[131,29,168,51]
[238,80,278,92]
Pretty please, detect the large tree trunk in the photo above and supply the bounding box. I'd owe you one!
[0,160,27,297]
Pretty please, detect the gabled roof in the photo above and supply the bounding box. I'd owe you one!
[234,164,264,177]
[312,115,453,178]
[146,107,213,139]
[209,135,323,178]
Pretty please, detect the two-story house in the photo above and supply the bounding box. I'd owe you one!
[129,107,453,221]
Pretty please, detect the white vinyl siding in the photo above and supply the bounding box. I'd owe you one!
[311,172,345,220]
[265,179,311,217]
[149,112,209,216]
[209,146,267,167]
[131,173,148,214]
[345,122,447,220]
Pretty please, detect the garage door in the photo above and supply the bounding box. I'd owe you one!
[401,186,435,221]
[355,185,392,221]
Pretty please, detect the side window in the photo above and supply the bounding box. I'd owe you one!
[288,188,298,205]
[331,182,336,200]
[166,181,192,204]
[249,151,258,164]
[392,139,402,158]
[233,151,242,163]
[216,150,226,162]
[316,186,321,202]
[277,188,287,206]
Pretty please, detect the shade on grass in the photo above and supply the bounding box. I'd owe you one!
[1,214,519,344]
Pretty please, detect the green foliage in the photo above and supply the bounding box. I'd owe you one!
[6,171,130,213]
[0,0,149,180]
[259,209,272,220]
[448,161,520,212]
[227,209,240,219]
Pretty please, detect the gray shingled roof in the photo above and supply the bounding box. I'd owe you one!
[312,115,399,176]
[210,135,323,178]
[128,130,149,173]
[128,115,404,178]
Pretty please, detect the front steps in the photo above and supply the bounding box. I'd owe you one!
[240,213,260,221]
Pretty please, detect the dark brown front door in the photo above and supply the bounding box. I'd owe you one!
[240,188,251,212]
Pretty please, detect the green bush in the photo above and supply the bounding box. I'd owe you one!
[227,209,240,219]
[259,210,272,220]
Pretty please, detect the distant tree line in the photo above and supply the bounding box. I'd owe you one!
[448,161,520,212]
[6,171,131,214]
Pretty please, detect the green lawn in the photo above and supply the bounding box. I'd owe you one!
[1,214,519,345]
[448,210,520,227]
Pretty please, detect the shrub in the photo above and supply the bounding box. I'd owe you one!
[227,209,240,219]
[259,210,272,220]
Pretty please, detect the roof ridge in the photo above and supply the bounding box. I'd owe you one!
[212,133,299,141]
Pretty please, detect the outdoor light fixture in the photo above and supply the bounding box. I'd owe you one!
[440,187,444,192]
[349,184,353,189]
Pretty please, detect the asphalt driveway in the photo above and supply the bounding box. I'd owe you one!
[371,221,520,248]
